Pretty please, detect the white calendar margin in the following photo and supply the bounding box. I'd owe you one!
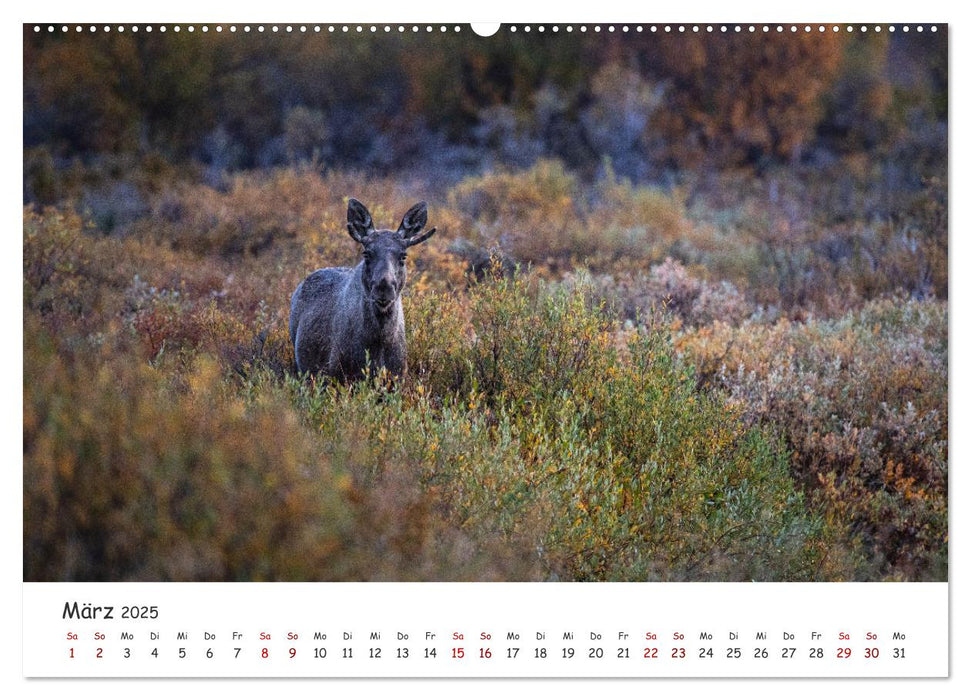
[6,0,964,696]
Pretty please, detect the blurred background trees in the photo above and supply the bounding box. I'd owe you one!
[24,27,947,181]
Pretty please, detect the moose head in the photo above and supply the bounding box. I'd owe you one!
[346,198,437,317]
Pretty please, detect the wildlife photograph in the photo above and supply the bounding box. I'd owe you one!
[23,24,947,582]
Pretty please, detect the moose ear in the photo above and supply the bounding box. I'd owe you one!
[404,226,437,248]
[397,201,428,239]
[347,198,375,243]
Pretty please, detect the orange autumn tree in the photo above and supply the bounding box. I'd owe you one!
[634,31,846,167]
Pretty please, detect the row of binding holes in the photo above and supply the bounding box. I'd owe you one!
[512,25,938,33]
[33,25,464,33]
[32,25,940,33]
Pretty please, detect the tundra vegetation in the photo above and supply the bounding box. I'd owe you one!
[24,28,946,581]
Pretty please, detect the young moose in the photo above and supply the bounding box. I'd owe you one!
[289,198,436,380]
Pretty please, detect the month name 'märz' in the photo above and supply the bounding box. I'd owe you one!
[62,602,113,620]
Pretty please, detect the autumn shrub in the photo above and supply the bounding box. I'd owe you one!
[448,161,696,272]
[24,207,93,319]
[589,169,694,265]
[138,169,329,257]
[23,327,537,581]
[563,259,752,327]
[25,332,341,581]
[449,159,585,264]
[404,287,473,396]
[678,297,948,580]
[398,275,829,580]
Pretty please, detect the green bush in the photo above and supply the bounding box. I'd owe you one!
[401,274,827,580]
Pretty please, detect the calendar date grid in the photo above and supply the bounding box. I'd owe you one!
[24,582,947,678]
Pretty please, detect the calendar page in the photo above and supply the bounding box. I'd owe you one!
[20,5,952,688]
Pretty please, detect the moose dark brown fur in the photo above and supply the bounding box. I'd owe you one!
[289,199,436,380]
